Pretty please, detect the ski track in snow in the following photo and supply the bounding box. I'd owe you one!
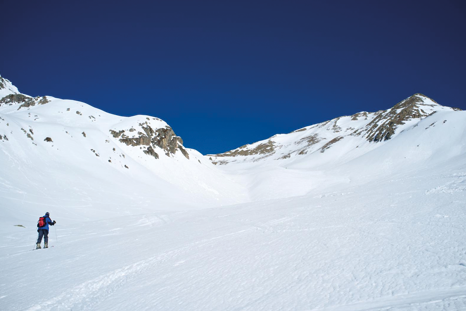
[425,172,466,195]
[316,288,466,311]
[25,229,253,311]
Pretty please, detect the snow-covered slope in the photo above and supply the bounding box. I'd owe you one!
[0,79,248,228]
[0,76,19,98]
[209,94,459,168]
[1,75,466,310]
[208,94,465,201]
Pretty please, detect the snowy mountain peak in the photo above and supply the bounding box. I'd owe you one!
[0,75,20,98]
[209,93,461,167]
[394,93,439,110]
[0,75,190,160]
[363,93,458,142]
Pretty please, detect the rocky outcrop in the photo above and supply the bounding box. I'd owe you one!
[110,122,189,160]
[0,76,19,97]
[143,146,159,159]
[214,140,276,158]
[363,94,436,142]
[320,136,344,153]
[210,93,456,165]
[0,94,29,106]
[0,94,50,109]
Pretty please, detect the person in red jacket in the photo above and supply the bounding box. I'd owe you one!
[36,212,56,249]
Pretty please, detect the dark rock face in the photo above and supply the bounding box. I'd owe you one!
[363,94,434,142]
[0,94,50,109]
[0,94,29,106]
[44,137,53,142]
[110,123,189,160]
[153,127,184,156]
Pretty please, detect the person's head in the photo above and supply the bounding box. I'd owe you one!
[45,212,50,217]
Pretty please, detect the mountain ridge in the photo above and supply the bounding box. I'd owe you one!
[0,75,249,213]
[1,74,465,206]
[208,93,461,167]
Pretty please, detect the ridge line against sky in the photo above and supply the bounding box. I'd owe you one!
[1,0,465,154]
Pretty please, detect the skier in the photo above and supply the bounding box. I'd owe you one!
[36,212,56,249]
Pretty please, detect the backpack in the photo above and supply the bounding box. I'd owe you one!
[37,217,46,228]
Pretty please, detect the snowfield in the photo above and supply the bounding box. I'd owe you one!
[1,76,466,310]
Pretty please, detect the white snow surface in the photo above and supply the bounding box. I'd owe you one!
[0,76,19,98]
[1,79,466,310]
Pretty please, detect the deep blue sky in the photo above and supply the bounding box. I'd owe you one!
[1,0,465,154]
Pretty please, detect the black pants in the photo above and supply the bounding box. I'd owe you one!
[37,229,49,244]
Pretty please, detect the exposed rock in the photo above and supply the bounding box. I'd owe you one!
[0,94,30,107]
[179,146,190,159]
[363,94,434,142]
[296,134,321,147]
[279,153,291,159]
[110,123,189,159]
[214,140,276,158]
[351,111,368,121]
[331,118,343,132]
[292,127,307,133]
[211,159,229,165]
[119,134,151,147]
[143,146,159,159]
[82,132,86,137]
[110,130,124,138]
[153,127,183,156]
[37,96,50,105]
[0,94,50,109]
[44,137,53,142]
[320,136,344,153]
